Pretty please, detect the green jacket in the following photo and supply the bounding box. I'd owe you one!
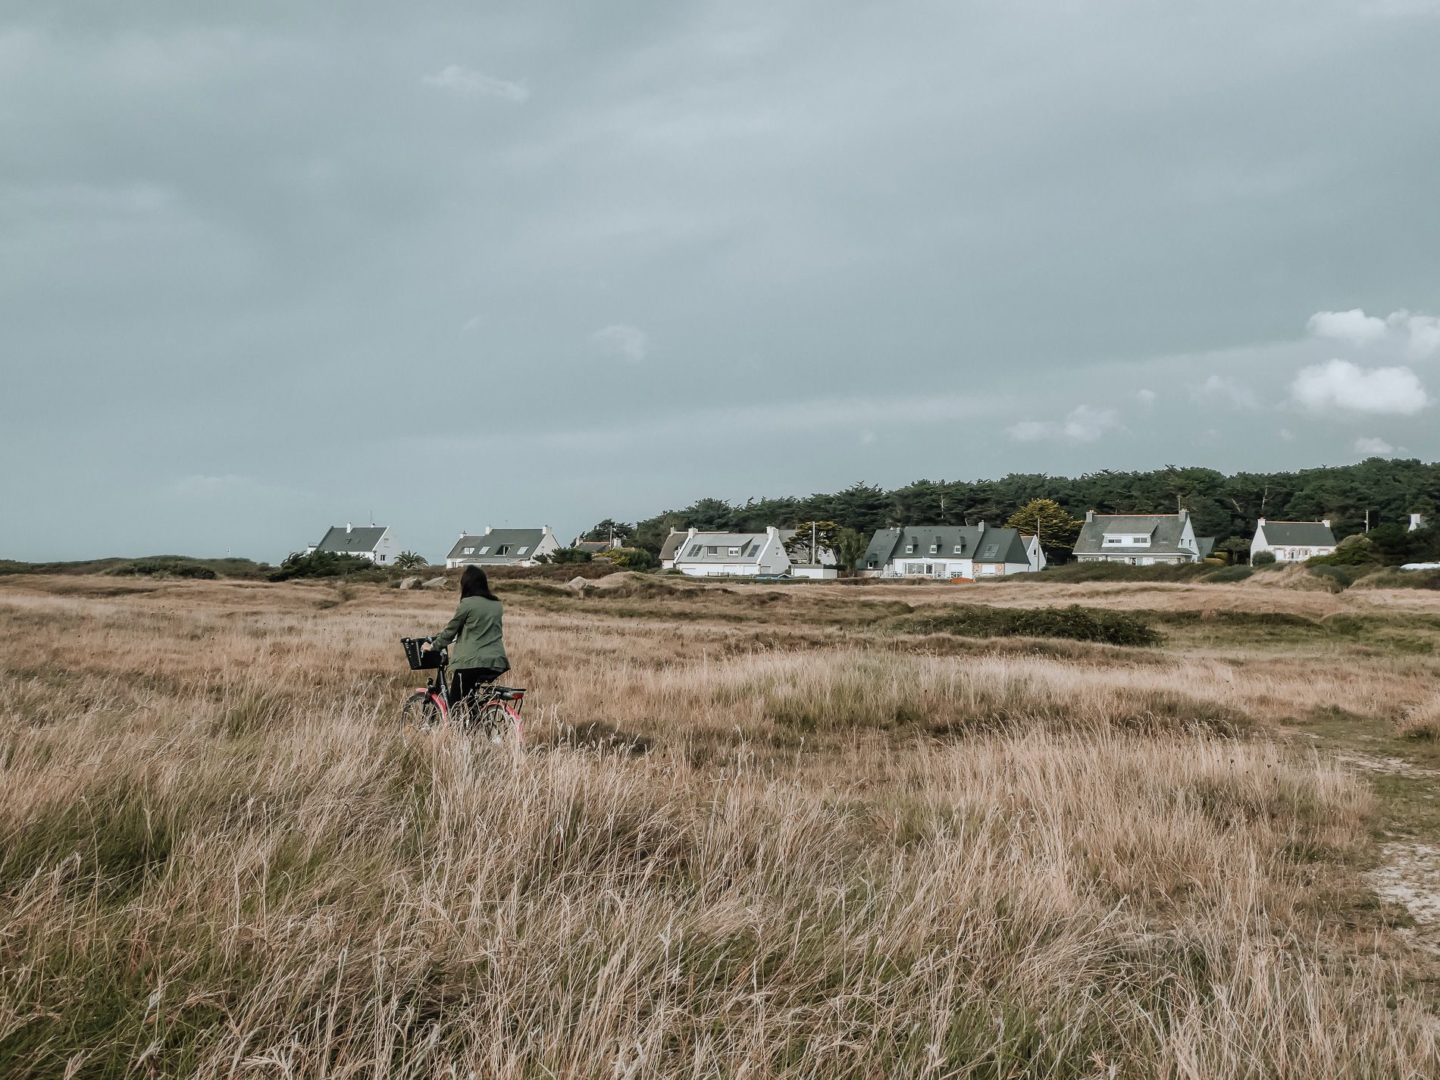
[433,596,510,673]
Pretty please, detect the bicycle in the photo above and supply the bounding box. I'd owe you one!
[399,637,525,744]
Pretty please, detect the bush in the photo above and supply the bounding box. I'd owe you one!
[1251,551,1276,566]
[892,604,1162,647]
[266,551,376,581]
[595,547,658,571]
[1204,565,1253,583]
[106,558,218,580]
[1309,534,1380,567]
[538,548,593,565]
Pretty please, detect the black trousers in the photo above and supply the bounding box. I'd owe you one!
[450,667,506,717]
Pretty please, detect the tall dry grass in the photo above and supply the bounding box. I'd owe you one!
[1,575,1438,1077]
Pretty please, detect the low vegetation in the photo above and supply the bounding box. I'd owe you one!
[1,572,1438,1076]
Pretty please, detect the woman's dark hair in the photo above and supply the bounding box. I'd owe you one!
[459,565,499,601]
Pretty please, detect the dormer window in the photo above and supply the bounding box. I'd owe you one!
[728,547,740,556]
[953,546,963,554]
[929,545,938,554]
[905,543,916,554]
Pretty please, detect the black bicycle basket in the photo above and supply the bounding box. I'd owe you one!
[401,637,445,670]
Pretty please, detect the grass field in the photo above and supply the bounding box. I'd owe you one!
[3,571,1440,1077]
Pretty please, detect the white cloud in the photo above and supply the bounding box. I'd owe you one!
[1305,307,1440,360]
[422,65,529,102]
[1354,436,1396,455]
[1290,358,1430,415]
[1307,308,1388,345]
[1400,313,1440,359]
[1007,404,1119,444]
[591,323,649,363]
[1135,388,1157,406]
[1279,428,1296,441]
[1191,373,1259,410]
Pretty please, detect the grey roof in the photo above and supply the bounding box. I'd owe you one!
[447,528,546,562]
[314,525,386,554]
[658,530,689,562]
[1073,513,1194,557]
[1258,520,1336,547]
[1197,536,1216,559]
[674,531,774,564]
[864,525,1032,568]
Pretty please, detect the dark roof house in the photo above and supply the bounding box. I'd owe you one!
[863,524,1040,574]
[446,526,560,567]
[1072,510,1204,563]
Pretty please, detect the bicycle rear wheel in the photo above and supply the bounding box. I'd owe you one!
[401,692,442,733]
[471,700,521,746]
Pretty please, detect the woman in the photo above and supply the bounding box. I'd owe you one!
[422,565,510,717]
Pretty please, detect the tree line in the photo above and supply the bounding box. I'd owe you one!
[582,458,1440,561]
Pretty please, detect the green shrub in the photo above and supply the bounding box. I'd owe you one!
[106,558,218,579]
[1204,565,1253,583]
[595,546,658,571]
[892,604,1161,647]
[266,551,375,581]
[1251,550,1276,566]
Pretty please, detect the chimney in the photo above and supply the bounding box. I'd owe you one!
[483,526,493,536]
[1178,508,1188,523]
[1322,518,1331,529]
[1257,517,1265,527]
[346,522,352,533]
[687,527,697,539]
[1085,510,1094,523]
[977,520,986,535]
[766,525,780,538]
[1411,513,1425,532]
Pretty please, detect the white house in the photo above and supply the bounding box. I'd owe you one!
[862,524,1044,578]
[1072,510,1207,565]
[671,527,792,577]
[445,526,561,569]
[307,523,398,564]
[1249,518,1337,563]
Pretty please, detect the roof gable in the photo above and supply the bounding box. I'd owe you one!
[1258,521,1336,546]
[1074,514,1192,556]
[447,528,547,560]
[673,531,775,564]
[315,526,386,553]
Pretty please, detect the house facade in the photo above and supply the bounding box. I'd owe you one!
[1072,510,1206,565]
[1250,518,1337,563]
[445,526,561,569]
[862,524,1044,578]
[671,527,792,577]
[308,524,397,564]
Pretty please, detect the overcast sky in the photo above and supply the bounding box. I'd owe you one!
[4,1,1440,562]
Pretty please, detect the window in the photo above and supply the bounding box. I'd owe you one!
[729,547,740,556]
[687,545,702,557]
[929,545,938,554]
[980,544,999,559]
[706,546,718,555]
[953,546,963,554]
[905,544,916,554]
[517,546,529,555]
[495,545,510,556]
[478,546,490,555]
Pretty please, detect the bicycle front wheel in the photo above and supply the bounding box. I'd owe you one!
[471,701,521,746]
[401,692,443,733]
